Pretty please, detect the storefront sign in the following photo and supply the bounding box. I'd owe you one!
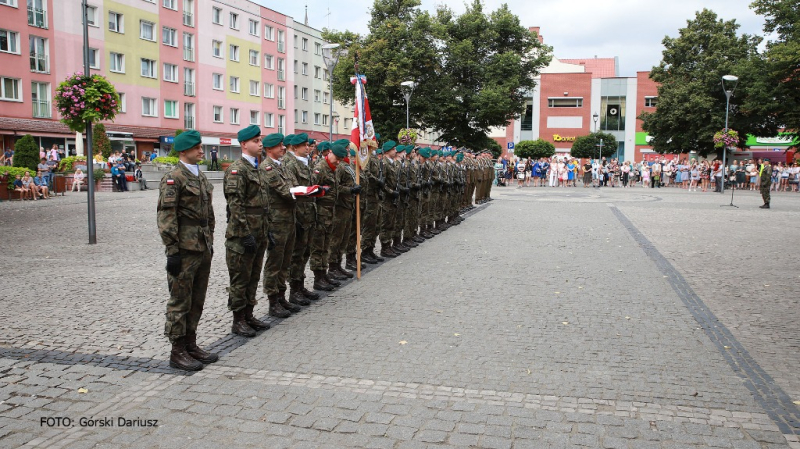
[552,134,576,142]
[220,138,231,145]
[159,136,174,144]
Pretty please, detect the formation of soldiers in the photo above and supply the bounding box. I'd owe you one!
[157,126,495,371]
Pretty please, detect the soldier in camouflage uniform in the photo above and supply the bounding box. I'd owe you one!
[328,142,361,279]
[759,158,772,209]
[393,146,412,253]
[310,142,343,288]
[417,147,435,239]
[224,125,272,338]
[403,147,424,246]
[157,130,218,371]
[379,141,401,258]
[360,146,385,262]
[261,133,302,317]
[345,148,366,271]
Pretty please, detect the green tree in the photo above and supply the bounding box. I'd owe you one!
[639,9,763,157]
[486,139,502,158]
[570,133,617,159]
[93,123,112,159]
[12,134,39,172]
[515,139,555,159]
[168,129,184,157]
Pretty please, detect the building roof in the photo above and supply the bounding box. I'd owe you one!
[559,58,617,78]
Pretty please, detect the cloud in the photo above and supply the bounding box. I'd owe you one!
[254,0,766,76]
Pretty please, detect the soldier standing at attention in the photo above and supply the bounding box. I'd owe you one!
[157,130,218,371]
[417,147,435,239]
[393,146,411,253]
[379,141,401,258]
[361,146,385,263]
[224,125,272,337]
[262,133,302,316]
[759,158,772,209]
[329,141,362,279]
[310,142,343,289]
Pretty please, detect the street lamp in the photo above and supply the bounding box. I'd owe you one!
[82,0,97,244]
[401,81,416,129]
[720,74,739,193]
[322,43,342,141]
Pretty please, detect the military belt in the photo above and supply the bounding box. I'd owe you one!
[179,217,209,227]
[244,206,268,215]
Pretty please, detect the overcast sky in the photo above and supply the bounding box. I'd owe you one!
[254,0,767,77]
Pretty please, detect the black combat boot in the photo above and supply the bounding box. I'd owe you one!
[169,337,204,371]
[421,225,435,239]
[327,262,349,280]
[380,243,397,258]
[402,238,418,248]
[361,250,378,264]
[244,304,271,330]
[231,310,257,337]
[313,270,335,291]
[336,257,355,277]
[368,248,385,262]
[345,253,361,270]
[430,223,442,234]
[392,240,409,253]
[268,294,292,318]
[298,281,320,300]
[323,269,342,286]
[277,290,302,313]
[289,281,311,306]
[759,203,770,209]
[185,333,219,363]
[412,233,425,243]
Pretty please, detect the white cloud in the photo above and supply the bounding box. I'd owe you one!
[253,0,766,76]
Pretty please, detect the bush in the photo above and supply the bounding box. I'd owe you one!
[154,156,179,165]
[93,123,112,159]
[13,134,40,172]
[486,140,502,158]
[0,166,36,189]
[515,139,555,159]
[58,155,88,172]
[570,132,618,159]
[93,169,107,182]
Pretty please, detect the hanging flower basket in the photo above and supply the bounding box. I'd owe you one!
[713,129,740,149]
[55,73,120,133]
[398,128,420,145]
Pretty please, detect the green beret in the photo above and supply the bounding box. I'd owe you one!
[262,133,284,148]
[405,146,413,155]
[293,133,309,145]
[173,130,202,152]
[308,138,315,145]
[375,148,383,155]
[331,141,349,158]
[283,134,295,145]
[318,141,331,152]
[237,125,260,143]
[397,145,406,153]
[419,147,431,158]
[349,149,356,157]
[375,132,381,141]
[456,152,464,162]
[382,140,397,152]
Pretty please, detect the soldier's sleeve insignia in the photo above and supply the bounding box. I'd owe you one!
[166,179,175,185]
[231,169,238,175]
[265,166,273,171]
[314,170,320,174]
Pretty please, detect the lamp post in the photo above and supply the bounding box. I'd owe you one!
[321,43,341,141]
[592,113,600,188]
[720,75,738,193]
[82,0,97,244]
[401,81,416,129]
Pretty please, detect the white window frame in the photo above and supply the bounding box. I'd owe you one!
[0,76,21,102]
[249,110,259,125]
[264,112,273,128]
[108,11,124,33]
[314,42,321,55]
[249,80,259,96]
[0,0,19,7]
[163,63,178,83]
[83,5,98,27]
[213,105,223,123]
[278,114,285,134]
[248,19,259,36]
[164,99,179,119]
[301,110,307,123]
[118,92,126,113]
[140,20,155,41]
[140,58,157,78]
[162,26,177,47]
[212,73,223,90]
[301,87,308,101]
[277,58,285,80]
[323,92,329,104]
[0,29,20,54]
[212,40,222,58]
[230,108,239,125]
[301,62,308,76]
[264,25,274,41]
[229,76,239,93]
[248,49,258,66]
[264,54,273,69]
[211,6,221,25]
[547,97,583,108]
[109,52,124,73]
[29,35,49,74]
[301,37,308,51]
[162,0,177,10]
[88,48,99,69]
[141,97,157,117]
[277,86,285,109]
[322,114,328,126]
[314,66,321,79]
[263,83,274,98]
[645,96,658,108]
[314,89,320,103]
[314,113,320,125]
[229,12,238,30]
[229,44,239,62]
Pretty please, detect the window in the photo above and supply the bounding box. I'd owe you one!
[314,42,321,55]
[248,19,258,36]
[27,0,46,28]
[183,32,194,61]
[314,66,321,79]
[164,100,178,118]
[323,68,329,81]
[264,54,273,69]
[31,81,49,117]
[229,44,239,61]
[229,12,238,29]
[213,105,222,123]
[277,86,285,109]
[264,112,273,127]
[0,77,21,101]
[278,114,285,134]
[249,80,258,96]
[182,0,194,27]
[230,108,239,124]
[323,92,329,104]
[277,58,285,80]
[301,110,307,123]
[263,83,273,98]
[301,62,308,76]
[140,58,157,78]
[547,97,583,108]
[301,37,308,51]
[277,30,284,53]
[294,85,297,99]
[108,11,123,33]
[88,48,99,69]
[163,63,178,82]
[301,87,308,100]
[293,109,297,123]
[163,0,176,10]
[314,113,320,125]
[29,36,48,73]
[110,52,124,73]
[140,20,155,41]
[183,68,194,96]
[314,89,320,102]
[211,6,221,25]
[322,114,328,126]
[0,0,18,6]
[118,92,126,113]
[249,110,258,125]
[645,96,658,107]
[162,27,177,47]
[293,34,298,48]
[293,59,298,73]
[0,29,19,54]
[83,5,97,27]
[142,97,157,117]
[343,118,349,129]
[212,73,222,90]
[600,96,626,131]
[264,25,273,41]
[229,76,239,93]
[184,102,195,129]
[248,49,258,66]
[212,40,222,58]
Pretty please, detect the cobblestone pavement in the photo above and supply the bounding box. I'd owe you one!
[0,186,798,448]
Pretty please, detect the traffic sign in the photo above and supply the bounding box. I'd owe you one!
[507,142,515,150]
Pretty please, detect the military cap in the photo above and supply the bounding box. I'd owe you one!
[331,140,349,158]
[237,125,260,143]
[173,130,202,152]
[375,147,384,155]
[283,134,295,145]
[318,141,331,152]
[419,147,431,158]
[456,152,464,162]
[293,133,309,145]
[350,149,357,157]
[308,138,316,145]
[375,132,381,140]
[262,133,284,148]
[405,146,414,155]
[382,140,397,152]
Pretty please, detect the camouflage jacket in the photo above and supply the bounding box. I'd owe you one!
[264,157,296,223]
[282,152,316,226]
[335,160,358,210]
[382,157,398,198]
[157,163,215,256]
[223,157,269,245]
[312,157,338,208]
[364,155,381,197]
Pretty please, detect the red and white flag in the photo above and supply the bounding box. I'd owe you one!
[350,75,377,151]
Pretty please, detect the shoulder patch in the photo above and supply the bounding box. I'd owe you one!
[265,166,273,171]
[314,170,320,174]
[231,169,238,175]
[166,179,175,185]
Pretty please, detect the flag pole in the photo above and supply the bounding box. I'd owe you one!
[354,61,362,280]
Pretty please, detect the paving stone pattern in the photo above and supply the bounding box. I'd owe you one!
[0,186,798,448]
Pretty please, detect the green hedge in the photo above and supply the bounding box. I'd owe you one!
[58,155,89,172]
[0,166,37,189]
[154,156,179,165]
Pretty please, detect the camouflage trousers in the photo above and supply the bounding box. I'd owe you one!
[226,239,267,312]
[309,203,334,271]
[393,202,406,242]
[380,201,397,246]
[361,194,381,251]
[346,203,360,256]
[290,221,313,283]
[165,249,212,343]
[404,197,420,238]
[328,205,353,263]
[761,186,771,205]
[262,218,296,295]
[420,192,432,226]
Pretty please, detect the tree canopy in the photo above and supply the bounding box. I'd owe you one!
[570,133,618,159]
[13,135,39,172]
[515,139,555,159]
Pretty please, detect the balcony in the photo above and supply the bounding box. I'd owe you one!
[28,6,47,29]
[183,47,194,62]
[182,12,193,27]
[277,98,285,109]
[184,116,195,130]
[30,53,48,73]
[184,81,195,97]
[32,100,51,118]
[277,70,285,81]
